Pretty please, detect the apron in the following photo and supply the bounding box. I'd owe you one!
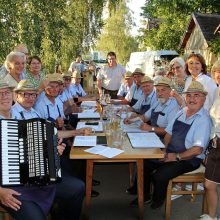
[139,92,155,115]
[46,105,62,130]
[130,86,139,107]
[167,114,201,167]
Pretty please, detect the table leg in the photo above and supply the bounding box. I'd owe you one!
[137,159,144,219]
[85,159,94,220]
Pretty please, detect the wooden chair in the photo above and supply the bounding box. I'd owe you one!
[0,207,13,220]
[165,164,207,220]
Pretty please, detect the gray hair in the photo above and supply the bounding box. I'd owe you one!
[211,60,220,81]
[5,51,26,71]
[169,57,185,69]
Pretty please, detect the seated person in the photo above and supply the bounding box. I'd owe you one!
[117,71,134,100]
[130,76,157,115]
[131,81,212,208]
[0,79,71,220]
[125,77,180,139]
[123,68,145,106]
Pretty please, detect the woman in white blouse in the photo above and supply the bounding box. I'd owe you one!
[199,60,220,220]
[184,53,217,111]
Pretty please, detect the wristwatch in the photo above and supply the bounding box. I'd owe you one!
[151,127,155,132]
[176,153,181,162]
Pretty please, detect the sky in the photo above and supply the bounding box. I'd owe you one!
[127,0,146,36]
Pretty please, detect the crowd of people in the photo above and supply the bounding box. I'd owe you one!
[0,44,219,220]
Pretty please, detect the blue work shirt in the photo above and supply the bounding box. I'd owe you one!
[125,84,144,102]
[165,107,212,159]
[144,97,180,128]
[70,84,86,97]
[117,82,134,97]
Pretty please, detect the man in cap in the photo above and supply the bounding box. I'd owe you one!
[125,77,180,138]
[117,71,134,100]
[131,81,212,208]
[97,51,126,99]
[124,68,145,106]
[131,75,157,114]
[34,74,65,129]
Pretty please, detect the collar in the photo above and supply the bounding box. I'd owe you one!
[44,95,57,106]
[182,106,205,120]
[14,102,37,114]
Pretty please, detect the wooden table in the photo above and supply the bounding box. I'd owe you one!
[70,135,164,219]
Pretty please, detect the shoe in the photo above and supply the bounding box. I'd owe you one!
[126,185,137,195]
[129,194,151,206]
[198,214,217,220]
[92,179,100,186]
[171,184,183,200]
[150,200,164,209]
[185,183,204,191]
[91,190,99,197]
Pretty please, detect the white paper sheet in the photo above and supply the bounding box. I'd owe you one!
[127,133,165,148]
[76,112,100,119]
[122,123,148,133]
[84,145,124,158]
[81,101,97,107]
[73,136,97,147]
[76,122,103,132]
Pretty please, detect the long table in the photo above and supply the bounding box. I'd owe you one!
[70,134,164,219]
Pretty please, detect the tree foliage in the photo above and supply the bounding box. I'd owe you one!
[95,0,138,65]
[139,0,220,51]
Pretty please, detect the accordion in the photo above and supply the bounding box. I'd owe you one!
[0,118,61,186]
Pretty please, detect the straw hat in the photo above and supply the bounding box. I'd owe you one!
[132,68,145,76]
[0,79,14,90]
[141,76,154,84]
[14,80,37,92]
[62,71,72,78]
[125,71,133,79]
[154,77,172,88]
[72,70,82,78]
[45,73,62,83]
[183,81,207,96]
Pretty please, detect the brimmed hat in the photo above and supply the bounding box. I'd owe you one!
[141,76,154,84]
[14,80,37,92]
[0,79,14,90]
[154,77,172,88]
[125,71,133,79]
[72,70,82,78]
[62,71,72,78]
[183,81,207,96]
[45,73,62,83]
[132,68,145,76]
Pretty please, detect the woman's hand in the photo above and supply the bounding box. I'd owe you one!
[0,188,21,211]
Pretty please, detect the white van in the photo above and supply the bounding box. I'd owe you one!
[126,50,178,77]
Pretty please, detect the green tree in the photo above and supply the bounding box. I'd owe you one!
[139,0,220,51]
[95,0,138,65]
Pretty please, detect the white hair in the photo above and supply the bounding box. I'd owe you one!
[5,51,26,71]
[169,57,185,68]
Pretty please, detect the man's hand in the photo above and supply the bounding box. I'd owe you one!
[76,128,93,135]
[56,117,64,129]
[57,141,66,156]
[164,153,177,162]
[0,188,21,211]
[140,123,152,131]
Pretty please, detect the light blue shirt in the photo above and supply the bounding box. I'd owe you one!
[70,84,86,97]
[165,107,212,159]
[125,84,144,102]
[12,102,40,120]
[34,95,65,120]
[132,90,157,113]
[117,82,134,97]
[63,87,75,100]
[144,97,180,128]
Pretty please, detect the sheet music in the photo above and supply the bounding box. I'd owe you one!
[81,101,97,107]
[73,136,97,147]
[75,112,100,119]
[122,123,148,133]
[76,122,103,132]
[127,133,165,148]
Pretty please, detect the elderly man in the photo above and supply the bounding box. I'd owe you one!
[117,71,134,100]
[124,68,145,106]
[131,75,157,114]
[97,51,126,99]
[125,77,180,138]
[132,81,212,208]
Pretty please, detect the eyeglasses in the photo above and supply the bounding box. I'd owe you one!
[185,93,205,99]
[171,66,181,71]
[18,92,37,98]
[0,91,12,98]
[64,78,71,81]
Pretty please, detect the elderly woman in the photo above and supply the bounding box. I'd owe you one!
[184,53,217,111]
[169,57,188,95]
[25,55,46,89]
[3,52,26,87]
[199,60,220,220]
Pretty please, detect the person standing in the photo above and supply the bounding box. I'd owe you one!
[97,51,126,99]
[199,60,220,220]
